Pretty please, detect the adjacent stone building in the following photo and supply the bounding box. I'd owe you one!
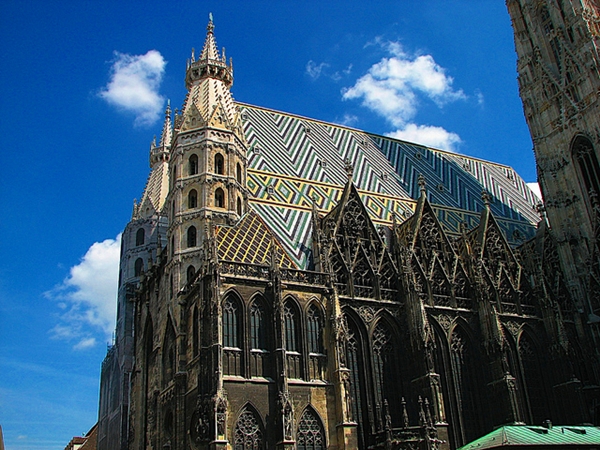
[98,5,600,450]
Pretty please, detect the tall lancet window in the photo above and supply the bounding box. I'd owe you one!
[284,301,302,379]
[372,321,401,428]
[346,317,367,450]
[223,296,242,376]
[519,332,548,425]
[307,304,325,380]
[573,136,600,215]
[450,327,483,444]
[250,300,269,377]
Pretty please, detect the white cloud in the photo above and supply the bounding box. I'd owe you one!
[342,40,465,151]
[527,182,542,201]
[99,50,166,126]
[306,60,329,80]
[387,123,462,153]
[336,113,359,127]
[46,235,121,349]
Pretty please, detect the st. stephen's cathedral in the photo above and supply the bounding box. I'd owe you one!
[97,2,600,449]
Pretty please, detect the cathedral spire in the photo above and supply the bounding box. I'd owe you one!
[159,100,172,148]
[185,14,232,89]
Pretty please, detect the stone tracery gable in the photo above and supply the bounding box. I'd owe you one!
[321,181,398,299]
[465,206,522,299]
[396,192,472,307]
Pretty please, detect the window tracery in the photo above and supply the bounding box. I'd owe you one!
[223,297,242,376]
[234,407,263,450]
[296,408,325,450]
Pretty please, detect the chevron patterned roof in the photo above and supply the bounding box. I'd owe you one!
[216,210,296,268]
[238,103,540,269]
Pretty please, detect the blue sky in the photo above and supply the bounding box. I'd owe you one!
[0,1,536,449]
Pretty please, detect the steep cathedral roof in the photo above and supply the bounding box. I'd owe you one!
[239,103,541,268]
[133,104,171,220]
[178,16,241,137]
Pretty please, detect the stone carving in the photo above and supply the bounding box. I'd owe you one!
[279,391,294,441]
[435,314,452,332]
[358,305,377,323]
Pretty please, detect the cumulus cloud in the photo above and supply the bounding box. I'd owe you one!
[343,41,465,151]
[46,235,121,350]
[306,60,329,80]
[99,50,166,126]
[387,124,461,153]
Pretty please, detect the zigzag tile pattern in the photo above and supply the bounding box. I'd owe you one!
[216,210,296,268]
[239,104,539,268]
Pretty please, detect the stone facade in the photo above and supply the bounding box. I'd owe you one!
[507,0,600,332]
[98,10,600,450]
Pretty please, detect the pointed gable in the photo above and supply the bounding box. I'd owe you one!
[396,183,472,308]
[321,179,398,299]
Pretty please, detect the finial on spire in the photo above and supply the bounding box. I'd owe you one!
[481,190,491,208]
[417,174,426,195]
[207,12,214,33]
[344,159,354,179]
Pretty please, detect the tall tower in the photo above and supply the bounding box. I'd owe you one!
[97,105,171,450]
[507,0,600,329]
[167,14,248,293]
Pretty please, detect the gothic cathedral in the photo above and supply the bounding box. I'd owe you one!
[97,5,600,450]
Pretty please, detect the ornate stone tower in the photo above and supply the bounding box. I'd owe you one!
[97,105,171,450]
[167,14,248,292]
[507,0,600,335]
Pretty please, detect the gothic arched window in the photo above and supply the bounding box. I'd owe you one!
[187,226,197,248]
[234,406,264,450]
[519,332,548,424]
[237,163,243,183]
[136,228,145,246]
[572,136,600,215]
[223,296,242,376]
[450,327,483,444]
[187,265,196,283]
[307,304,325,380]
[192,306,199,357]
[307,304,323,354]
[134,258,144,277]
[284,300,302,379]
[372,321,401,426]
[346,317,367,450]
[162,322,176,386]
[250,302,266,350]
[237,197,242,216]
[296,408,325,450]
[250,300,270,377]
[215,153,224,175]
[284,302,299,352]
[188,189,198,209]
[189,154,198,175]
[215,188,225,208]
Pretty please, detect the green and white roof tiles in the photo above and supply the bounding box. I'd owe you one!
[458,424,600,449]
[238,103,540,269]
